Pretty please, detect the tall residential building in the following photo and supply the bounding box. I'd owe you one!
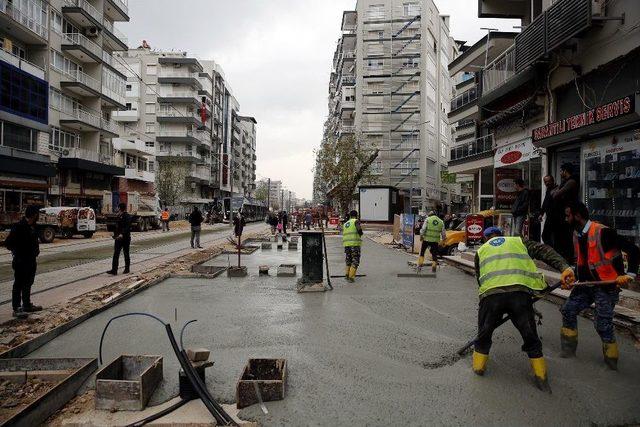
[325,0,454,212]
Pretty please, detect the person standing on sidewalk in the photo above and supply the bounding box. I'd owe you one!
[560,202,639,370]
[304,211,312,230]
[5,205,42,319]
[161,207,170,232]
[342,210,363,283]
[189,206,204,249]
[107,203,131,275]
[511,178,529,237]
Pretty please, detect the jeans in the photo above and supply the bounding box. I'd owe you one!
[561,285,619,343]
[112,237,131,272]
[513,215,525,237]
[162,220,169,231]
[12,259,36,310]
[476,292,543,358]
[191,226,201,248]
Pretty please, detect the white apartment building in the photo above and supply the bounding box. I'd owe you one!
[327,0,454,213]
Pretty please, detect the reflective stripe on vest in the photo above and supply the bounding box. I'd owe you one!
[422,215,444,242]
[573,222,620,281]
[161,211,169,220]
[477,236,546,296]
[343,218,362,247]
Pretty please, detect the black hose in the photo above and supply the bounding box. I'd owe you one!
[180,319,198,350]
[125,398,190,427]
[98,312,167,364]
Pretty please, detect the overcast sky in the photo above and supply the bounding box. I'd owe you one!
[122,1,518,199]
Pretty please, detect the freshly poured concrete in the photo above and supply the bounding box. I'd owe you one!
[31,236,640,425]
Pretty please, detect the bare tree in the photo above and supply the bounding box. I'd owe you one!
[254,180,269,204]
[156,159,188,206]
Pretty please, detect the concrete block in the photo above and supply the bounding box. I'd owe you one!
[259,265,270,276]
[277,244,283,250]
[289,236,299,244]
[288,243,298,250]
[96,355,163,411]
[277,264,296,277]
[261,242,272,249]
[227,266,248,277]
[236,358,287,409]
[186,348,210,363]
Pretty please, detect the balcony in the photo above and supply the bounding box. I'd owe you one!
[156,110,203,127]
[449,134,494,164]
[62,0,103,28]
[156,148,199,163]
[0,48,45,79]
[341,74,356,86]
[104,0,129,22]
[0,0,48,44]
[102,18,128,51]
[58,68,101,97]
[101,117,120,136]
[111,109,139,122]
[156,91,200,105]
[112,138,154,156]
[188,165,211,183]
[157,69,202,89]
[58,147,125,176]
[124,167,155,183]
[60,147,111,164]
[449,85,480,123]
[61,32,103,63]
[101,85,126,109]
[59,106,102,131]
[156,129,208,147]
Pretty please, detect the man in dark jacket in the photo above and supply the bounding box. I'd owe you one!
[107,203,131,275]
[550,163,580,261]
[511,178,529,237]
[233,209,246,237]
[189,206,204,248]
[5,205,42,318]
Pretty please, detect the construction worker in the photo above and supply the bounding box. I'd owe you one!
[418,211,445,272]
[473,226,575,391]
[560,202,639,370]
[160,207,170,232]
[342,209,363,283]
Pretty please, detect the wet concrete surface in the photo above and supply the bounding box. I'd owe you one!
[30,235,640,426]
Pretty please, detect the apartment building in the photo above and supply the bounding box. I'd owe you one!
[325,0,454,213]
[449,0,640,245]
[238,115,257,196]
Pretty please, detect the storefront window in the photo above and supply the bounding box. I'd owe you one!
[583,131,640,246]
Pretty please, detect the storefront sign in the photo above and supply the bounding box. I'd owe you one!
[465,214,484,244]
[532,95,635,143]
[495,168,521,210]
[494,139,540,167]
[401,213,415,250]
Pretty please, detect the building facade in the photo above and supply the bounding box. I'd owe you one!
[325,0,454,213]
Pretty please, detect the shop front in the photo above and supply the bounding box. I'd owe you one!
[533,93,640,246]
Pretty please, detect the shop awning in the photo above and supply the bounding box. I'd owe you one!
[0,152,55,178]
[58,158,125,176]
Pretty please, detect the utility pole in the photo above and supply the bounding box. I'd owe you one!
[288,191,291,212]
[267,178,271,211]
[280,190,284,211]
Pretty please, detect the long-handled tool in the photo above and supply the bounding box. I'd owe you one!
[319,219,333,290]
[456,280,616,356]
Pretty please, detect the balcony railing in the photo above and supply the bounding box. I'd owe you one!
[64,0,103,23]
[63,32,102,58]
[109,0,128,15]
[61,147,113,164]
[482,46,515,95]
[158,69,199,79]
[101,85,126,105]
[157,148,196,158]
[58,67,101,92]
[158,91,198,99]
[102,50,116,67]
[0,49,45,79]
[0,0,48,40]
[59,106,102,128]
[450,134,494,162]
[450,85,479,111]
[341,74,356,85]
[101,117,120,134]
[102,18,128,45]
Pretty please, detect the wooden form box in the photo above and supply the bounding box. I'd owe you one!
[236,358,287,409]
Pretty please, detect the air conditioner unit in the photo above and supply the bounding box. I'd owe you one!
[84,27,100,37]
[61,148,70,156]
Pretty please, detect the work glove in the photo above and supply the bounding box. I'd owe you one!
[615,275,634,288]
[561,268,576,290]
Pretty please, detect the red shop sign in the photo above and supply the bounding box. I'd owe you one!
[466,214,484,243]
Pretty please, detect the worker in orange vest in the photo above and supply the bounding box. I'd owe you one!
[561,202,639,370]
[160,207,170,232]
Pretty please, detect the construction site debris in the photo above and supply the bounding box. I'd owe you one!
[0,378,54,423]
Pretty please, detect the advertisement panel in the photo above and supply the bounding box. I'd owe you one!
[465,214,484,244]
[494,139,540,168]
[401,214,415,250]
[495,168,521,210]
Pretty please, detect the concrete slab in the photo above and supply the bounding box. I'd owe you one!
[27,238,640,426]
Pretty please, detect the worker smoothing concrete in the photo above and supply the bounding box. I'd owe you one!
[418,211,445,273]
[560,202,640,370]
[473,226,575,391]
[342,210,363,282]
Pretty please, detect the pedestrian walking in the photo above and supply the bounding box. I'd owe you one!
[550,163,580,261]
[107,203,131,275]
[304,211,312,230]
[539,175,568,257]
[342,210,363,282]
[233,209,246,237]
[281,210,289,238]
[418,211,445,272]
[161,207,170,232]
[559,202,639,370]
[472,227,575,391]
[189,206,204,248]
[511,178,529,237]
[5,205,42,319]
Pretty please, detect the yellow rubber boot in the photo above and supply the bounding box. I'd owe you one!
[560,327,578,358]
[431,260,438,273]
[530,357,551,392]
[603,342,619,371]
[417,256,424,268]
[472,351,488,376]
[345,265,350,279]
[349,266,358,282]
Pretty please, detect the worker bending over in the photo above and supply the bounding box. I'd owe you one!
[342,210,363,283]
[418,211,445,272]
[560,202,639,370]
[473,227,574,391]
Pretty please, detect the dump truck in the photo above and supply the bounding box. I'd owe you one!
[37,207,97,243]
[102,191,160,232]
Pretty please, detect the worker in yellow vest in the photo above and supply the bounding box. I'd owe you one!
[418,211,445,272]
[473,227,575,391]
[342,210,363,283]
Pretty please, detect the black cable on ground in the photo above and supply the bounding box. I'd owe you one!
[98,312,167,364]
[125,398,190,427]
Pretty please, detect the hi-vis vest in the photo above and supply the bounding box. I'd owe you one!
[574,221,620,281]
[422,215,444,243]
[477,236,546,296]
[342,218,362,247]
[161,211,170,221]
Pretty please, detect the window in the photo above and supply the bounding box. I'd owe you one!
[403,57,419,68]
[126,84,132,91]
[0,59,48,124]
[1,121,37,151]
[51,10,63,34]
[145,141,155,148]
[50,49,81,77]
[125,103,132,110]
[403,2,419,16]
[440,119,448,137]
[49,127,79,152]
[367,81,384,95]
[102,68,126,99]
[367,59,384,69]
[145,102,156,114]
[368,4,384,19]
[426,55,437,77]
[146,64,157,75]
[145,122,155,133]
[441,142,447,158]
